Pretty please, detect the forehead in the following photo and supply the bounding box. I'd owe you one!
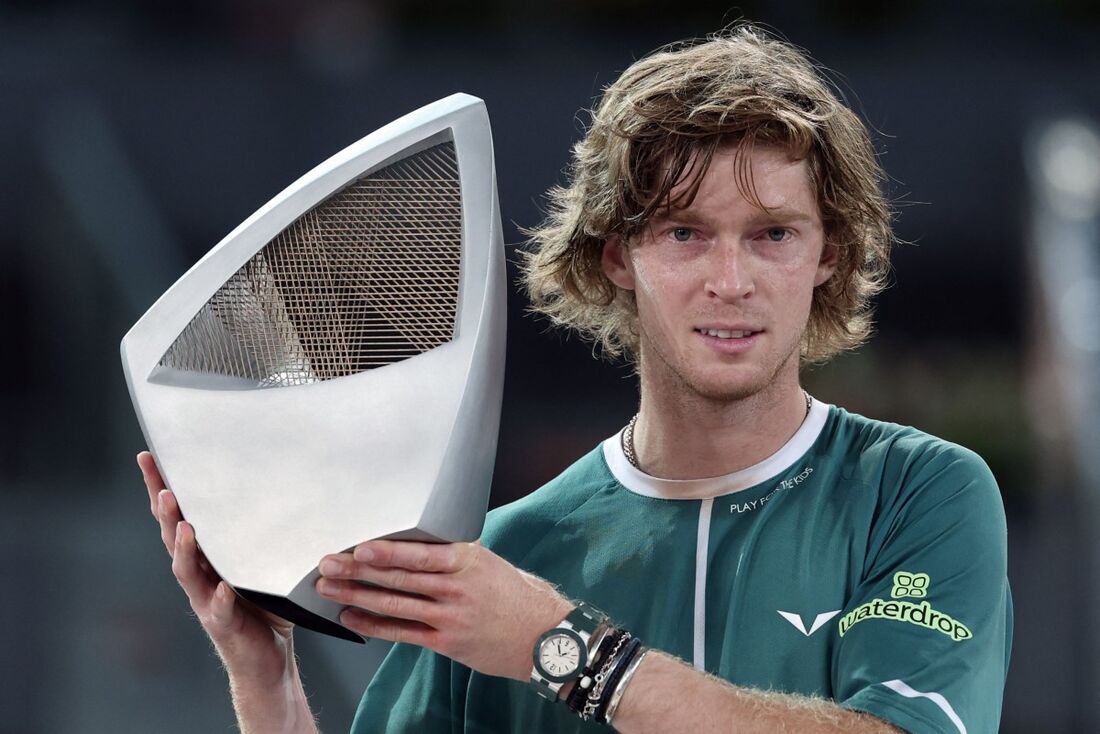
[664,144,818,217]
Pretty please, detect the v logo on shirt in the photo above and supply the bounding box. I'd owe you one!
[777,609,842,636]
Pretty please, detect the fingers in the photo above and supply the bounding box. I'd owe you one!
[172,520,217,609]
[353,539,473,574]
[316,577,442,626]
[315,541,478,623]
[136,451,165,517]
[207,581,239,631]
[157,489,182,557]
[136,452,261,646]
[338,607,437,647]
[318,554,457,599]
[138,450,179,557]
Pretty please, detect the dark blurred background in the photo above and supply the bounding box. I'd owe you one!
[2,1,1099,732]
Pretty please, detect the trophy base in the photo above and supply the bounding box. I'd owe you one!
[236,587,364,643]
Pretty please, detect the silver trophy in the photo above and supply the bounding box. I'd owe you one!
[121,94,506,642]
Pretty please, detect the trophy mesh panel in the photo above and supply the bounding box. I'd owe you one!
[159,140,462,386]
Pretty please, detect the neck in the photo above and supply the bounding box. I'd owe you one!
[631,364,809,483]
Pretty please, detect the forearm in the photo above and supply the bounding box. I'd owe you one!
[609,651,900,734]
[312,540,900,733]
[222,636,319,734]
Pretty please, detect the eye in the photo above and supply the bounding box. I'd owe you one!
[671,227,694,242]
[765,227,790,242]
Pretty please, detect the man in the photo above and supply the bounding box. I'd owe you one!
[139,24,1011,734]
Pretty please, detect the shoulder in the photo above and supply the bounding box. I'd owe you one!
[479,443,618,563]
[823,406,1007,566]
[825,405,999,501]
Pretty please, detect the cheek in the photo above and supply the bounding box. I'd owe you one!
[630,260,667,306]
[631,262,689,319]
[766,265,819,324]
[630,266,693,349]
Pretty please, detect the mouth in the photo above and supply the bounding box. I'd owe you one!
[694,328,762,340]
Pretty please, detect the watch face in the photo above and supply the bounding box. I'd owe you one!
[536,630,585,682]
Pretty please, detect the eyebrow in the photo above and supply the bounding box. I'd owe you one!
[651,208,706,224]
[655,206,818,225]
[743,207,818,225]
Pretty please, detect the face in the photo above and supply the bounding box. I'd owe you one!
[602,144,836,404]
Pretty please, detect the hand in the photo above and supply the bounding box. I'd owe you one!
[137,451,294,685]
[315,539,574,681]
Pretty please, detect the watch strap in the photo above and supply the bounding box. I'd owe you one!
[565,601,604,633]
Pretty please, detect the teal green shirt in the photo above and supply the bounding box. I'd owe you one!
[352,402,1012,733]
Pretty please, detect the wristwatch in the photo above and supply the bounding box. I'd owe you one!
[530,601,606,702]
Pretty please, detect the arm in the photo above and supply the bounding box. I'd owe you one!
[137,452,319,734]
[605,650,900,734]
[316,540,900,734]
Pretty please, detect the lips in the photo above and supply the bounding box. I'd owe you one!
[693,326,763,355]
[694,327,761,340]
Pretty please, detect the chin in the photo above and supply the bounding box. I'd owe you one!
[680,349,801,402]
[681,370,774,403]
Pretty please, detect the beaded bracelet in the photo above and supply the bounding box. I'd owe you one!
[561,624,649,725]
[581,630,630,720]
[565,627,621,714]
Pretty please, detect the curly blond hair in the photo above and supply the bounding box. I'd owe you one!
[521,24,893,364]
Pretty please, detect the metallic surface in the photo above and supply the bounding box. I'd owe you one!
[159,142,461,386]
[121,94,505,641]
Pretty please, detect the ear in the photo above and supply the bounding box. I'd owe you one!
[601,236,636,290]
[813,240,839,287]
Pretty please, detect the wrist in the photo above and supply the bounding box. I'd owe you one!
[226,639,316,734]
[220,628,299,693]
[562,627,647,726]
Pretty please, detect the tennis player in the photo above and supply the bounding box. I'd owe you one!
[138,23,1010,734]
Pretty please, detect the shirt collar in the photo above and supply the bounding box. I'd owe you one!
[601,398,830,500]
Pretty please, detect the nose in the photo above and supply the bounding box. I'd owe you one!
[704,238,754,301]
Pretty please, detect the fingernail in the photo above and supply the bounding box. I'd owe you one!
[175,521,184,543]
[216,582,228,600]
[319,558,342,576]
[317,579,336,595]
[354,546,374,563]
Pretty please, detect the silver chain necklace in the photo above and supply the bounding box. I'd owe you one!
[621,390,813,470]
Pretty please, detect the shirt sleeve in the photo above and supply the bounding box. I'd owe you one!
[350,642,470,734]
[832,444,1012,734]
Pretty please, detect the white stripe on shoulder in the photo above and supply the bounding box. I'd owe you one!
[601,398,829,500]
[880,679,967,734]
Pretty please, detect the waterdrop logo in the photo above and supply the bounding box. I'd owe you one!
[838,571,973,642]
[892,571,930,599]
